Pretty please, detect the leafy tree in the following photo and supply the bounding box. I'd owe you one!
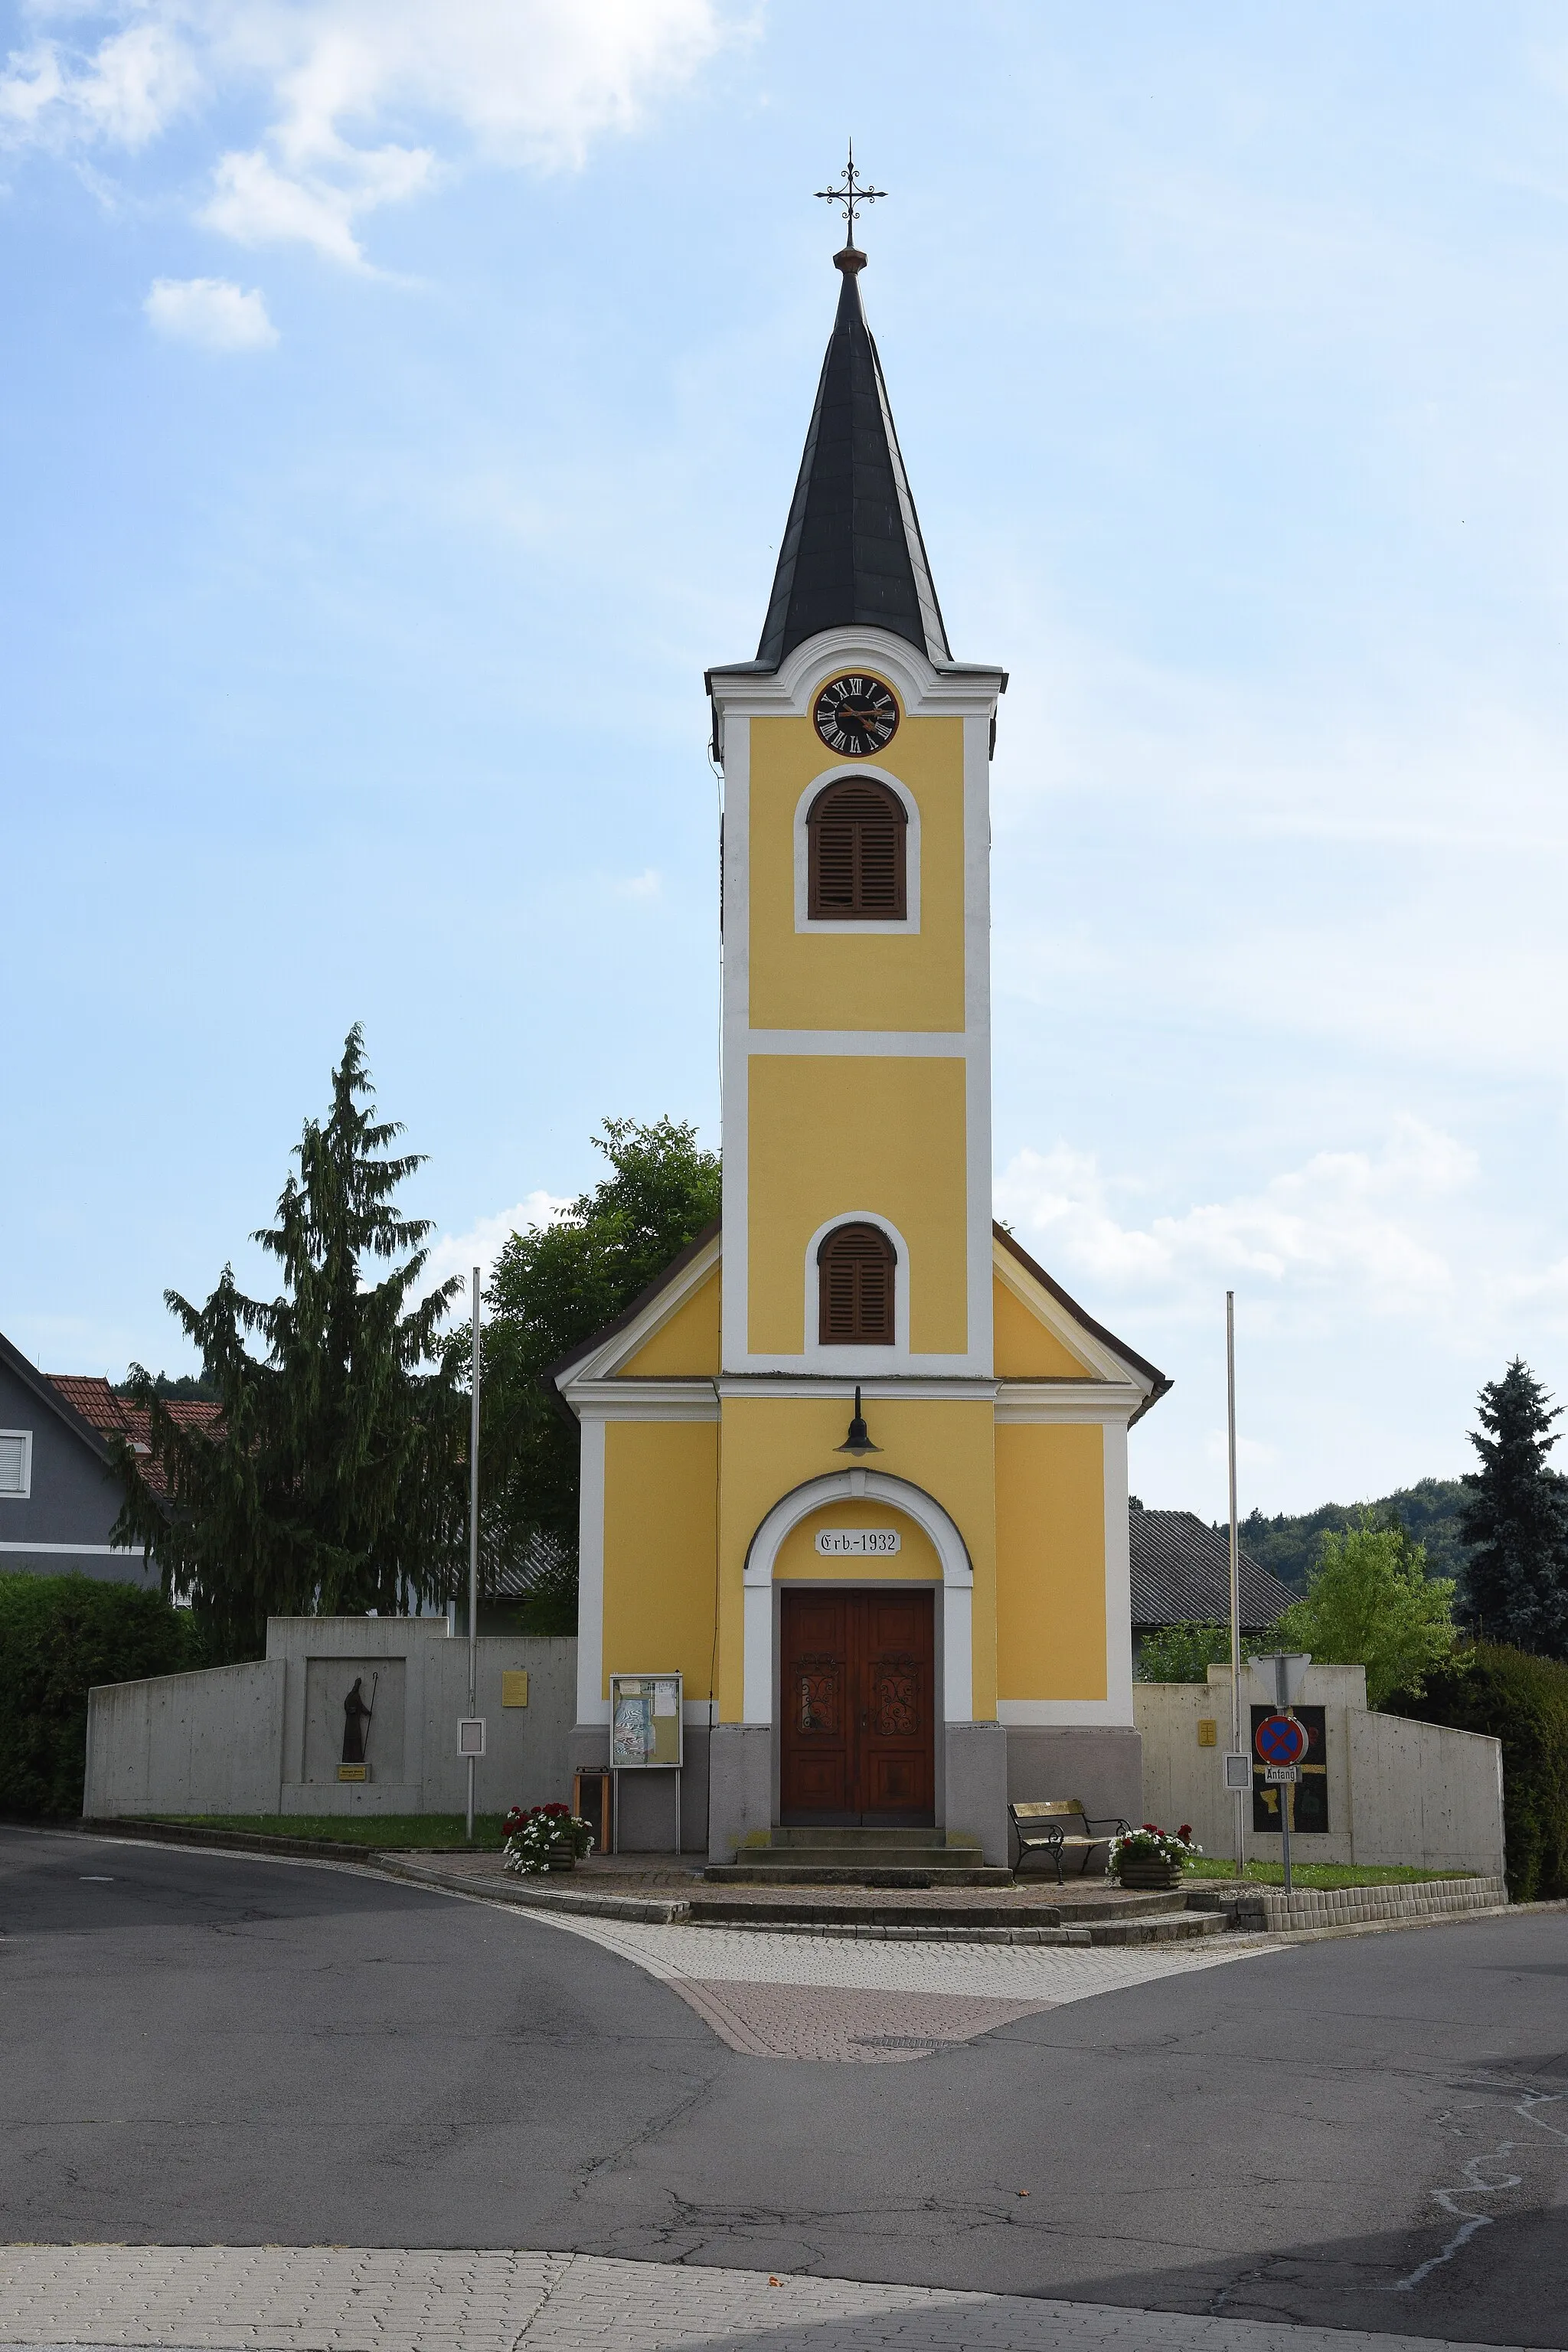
[113,1372,218,1402]
[477,1117,720,1583]
[1136,1622,1233,1683]
[1459,1361,1568,1658]
[112,1027,466,1661]
[1269,1517,1457,1708]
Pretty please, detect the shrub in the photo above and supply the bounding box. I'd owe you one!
[0,1574,199,1818]
[1389,1642,1568,1901]
[1137,1622,1233,1682]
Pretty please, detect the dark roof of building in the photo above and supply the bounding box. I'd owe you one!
[0,1327,119,1466]
[1129,1509,1297,1632]
[754,251,951,671]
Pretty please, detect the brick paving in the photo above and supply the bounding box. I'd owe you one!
[504,1909,1284,2059]
[668,1981,1054,2060]
[0,2246,1530,2352]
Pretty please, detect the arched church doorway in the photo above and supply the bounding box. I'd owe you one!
[779,1585,935,1826]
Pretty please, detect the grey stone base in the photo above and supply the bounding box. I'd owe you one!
[1004,1724,1144,1865]
[943,1721,1009,1864]
[565,1725,710,1855]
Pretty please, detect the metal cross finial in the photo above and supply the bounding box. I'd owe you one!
[815,138,885,250]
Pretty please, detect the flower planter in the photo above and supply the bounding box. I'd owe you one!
[545,1847,577,1872]
[1115,1860,1185,1892]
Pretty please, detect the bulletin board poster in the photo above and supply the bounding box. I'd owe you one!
[609,1673,684,1769]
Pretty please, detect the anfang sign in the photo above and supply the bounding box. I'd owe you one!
[815,1529,901,1556]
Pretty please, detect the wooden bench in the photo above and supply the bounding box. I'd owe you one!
[1009,1798,1130,1883]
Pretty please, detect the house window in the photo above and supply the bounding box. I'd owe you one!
[0,1431,31,1498]
[818,1223,897,1344]
[807,778,907,920]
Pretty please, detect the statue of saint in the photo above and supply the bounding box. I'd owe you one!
[341,1676,374,1765]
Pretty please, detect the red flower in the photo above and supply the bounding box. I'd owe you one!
[1178,1825,1193,1841]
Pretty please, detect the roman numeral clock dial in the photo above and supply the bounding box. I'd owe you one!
[812,674,900,757]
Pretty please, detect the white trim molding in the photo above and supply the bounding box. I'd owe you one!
[793,765,920,935]
[800,1210,911,1371]
[741,1468,974,1726]
[994,1381,1145,1423]
[575,1416,607,1726]
[0,1429,34,1500]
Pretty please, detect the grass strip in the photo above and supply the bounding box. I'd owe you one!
[1183,1857,1476,1888]
[149,1812,511,1850]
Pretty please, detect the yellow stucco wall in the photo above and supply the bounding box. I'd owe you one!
[747,1055,968,1354]
[618,1264,720,1376]
[773,1497,942,1582]
[714,1393,997,1722]
[747,708,966,1034]
[992,1272,1093,1377]
[602,1419,717,1700]
[994,1421,1108,1701]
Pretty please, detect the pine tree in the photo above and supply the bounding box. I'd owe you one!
[1459,1361,1568,1660]
[113,1028,466,1661]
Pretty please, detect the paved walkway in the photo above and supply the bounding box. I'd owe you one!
[513,1906,1282,2060]
[0,2246,1537,2352]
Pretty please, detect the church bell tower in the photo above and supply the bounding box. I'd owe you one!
[555,165,1168,1870]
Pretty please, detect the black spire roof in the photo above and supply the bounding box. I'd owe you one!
[756,250,951,671]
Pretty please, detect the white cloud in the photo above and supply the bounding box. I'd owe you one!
[144,274,277,349]
[2,2,732,261]
[420,1191,572,1309]
[0,21,200,149]
[996,1118,1475,1318]
[612,867,662,900]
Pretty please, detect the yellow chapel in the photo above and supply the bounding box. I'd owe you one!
[556,227,1169,1869]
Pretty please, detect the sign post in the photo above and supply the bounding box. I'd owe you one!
[1250,1652,1312,1896]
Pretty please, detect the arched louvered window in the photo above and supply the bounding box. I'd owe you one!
[807,778,907,920]
[818,1222,897,1344]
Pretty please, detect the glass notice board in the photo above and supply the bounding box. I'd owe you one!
[609,1673,684,1769]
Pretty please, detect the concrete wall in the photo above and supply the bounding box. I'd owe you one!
[1134,1662,1504,1878]
[84,1618,579,1821]
[84,1661,286,1818]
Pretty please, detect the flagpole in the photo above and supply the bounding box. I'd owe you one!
[1227,1290,1245,1878]
[467,1265,480,1844]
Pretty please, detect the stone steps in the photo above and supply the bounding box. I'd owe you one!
[705,1825,1009,1886]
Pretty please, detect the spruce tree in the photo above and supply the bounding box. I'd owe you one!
[1459,1361,1568,1659]
[113,1028,466,1660]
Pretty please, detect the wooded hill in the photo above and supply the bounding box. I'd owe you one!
[1228,1479,1470,1592]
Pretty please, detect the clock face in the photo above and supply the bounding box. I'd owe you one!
[812,673,900,757]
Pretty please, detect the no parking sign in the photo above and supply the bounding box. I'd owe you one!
[1255,1710,1308,1782]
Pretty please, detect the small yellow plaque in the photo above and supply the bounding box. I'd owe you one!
[501,1671,530,1708]
[1197,1719,1218,1748]
[338,1763,368,1782]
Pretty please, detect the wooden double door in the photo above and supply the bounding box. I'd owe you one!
[779,1586,936,1825]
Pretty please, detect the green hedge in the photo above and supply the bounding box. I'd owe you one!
[1390,1642,1568,1901]
[0,1573,199,1818]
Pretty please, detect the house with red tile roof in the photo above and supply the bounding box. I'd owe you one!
[0,1329,217,1587]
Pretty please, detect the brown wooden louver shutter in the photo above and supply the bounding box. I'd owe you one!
[808,779,907,920]
[818,1222,897,1344]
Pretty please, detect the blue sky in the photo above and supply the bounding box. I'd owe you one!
[6,1,1568,1517]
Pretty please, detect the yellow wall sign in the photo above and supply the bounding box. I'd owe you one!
[501,1671,530,1708]
[337,1763,368,1782]
[1197,1719,1218,1747]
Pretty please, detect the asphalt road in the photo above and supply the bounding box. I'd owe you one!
[2,1826,1564,2347]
